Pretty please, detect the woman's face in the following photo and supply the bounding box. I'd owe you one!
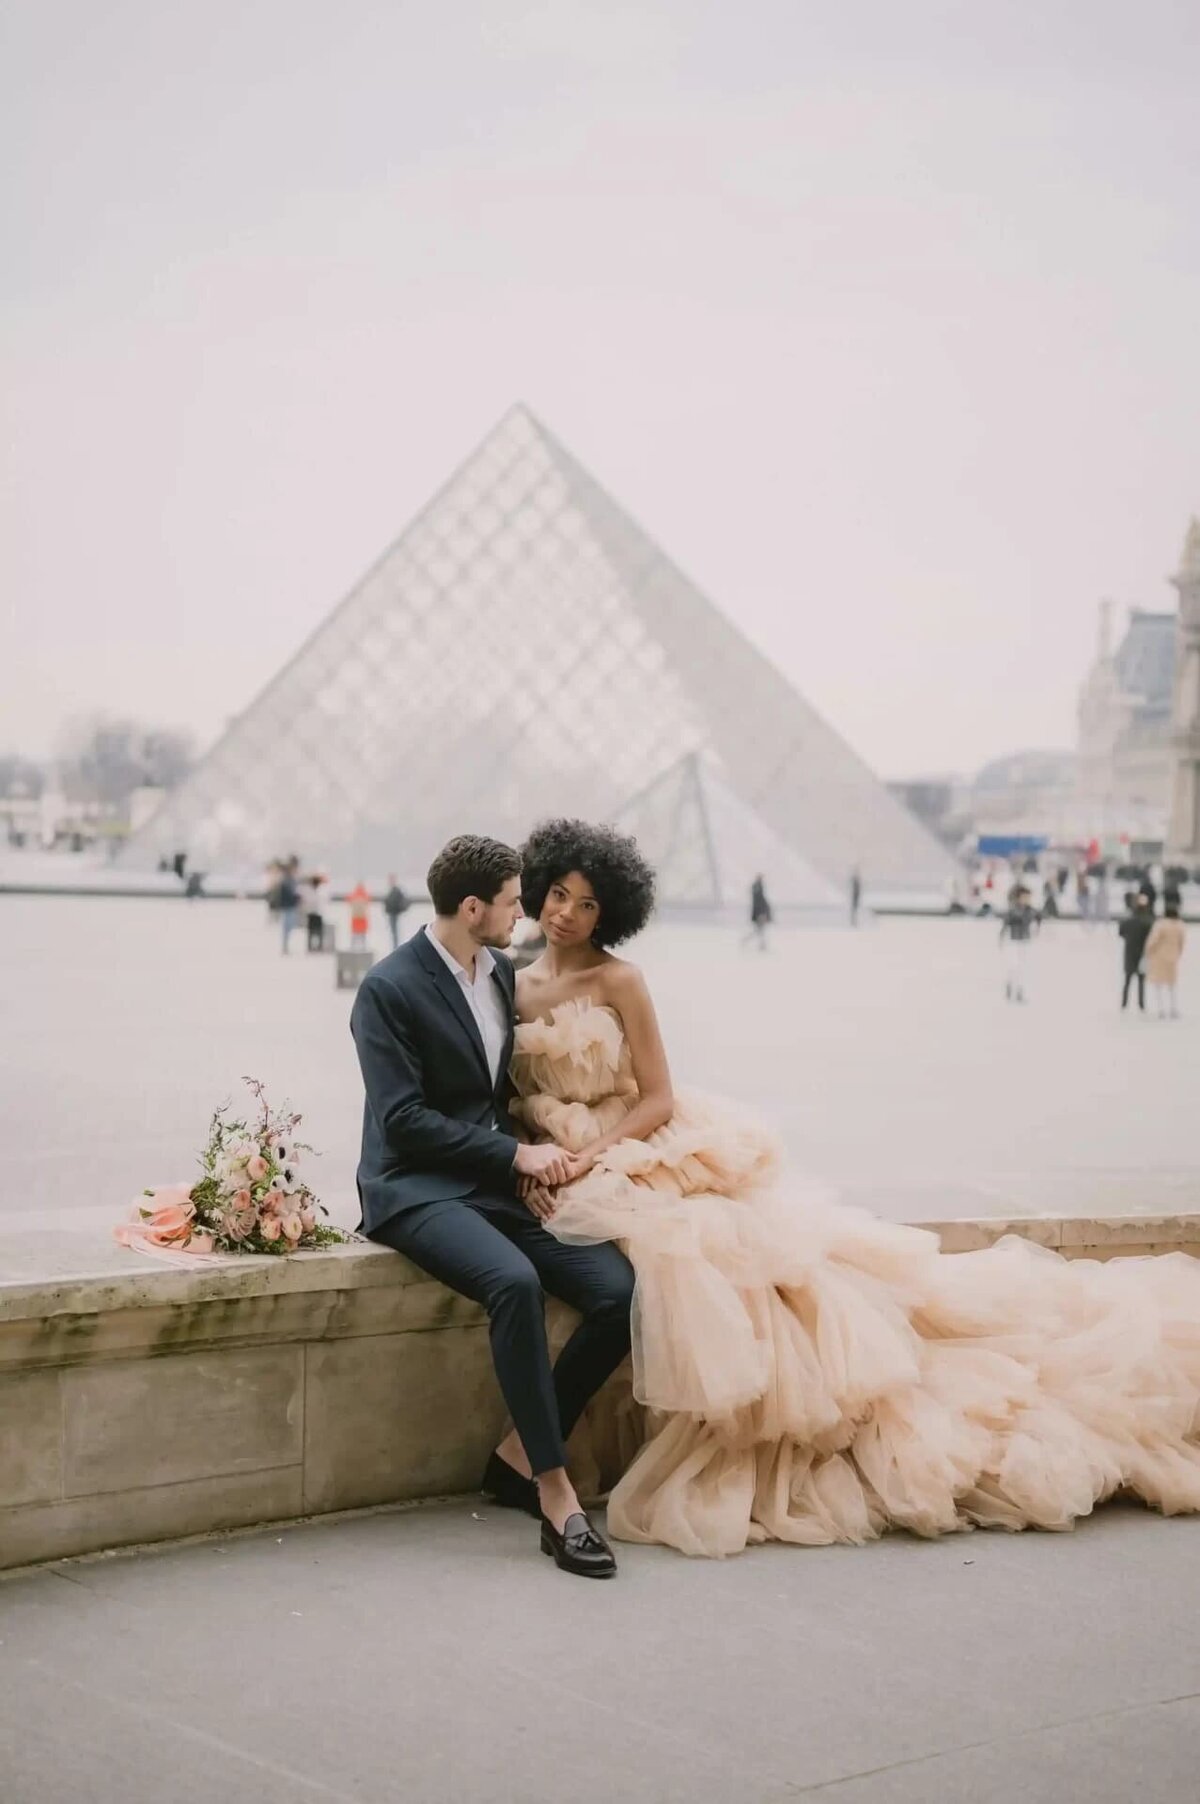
[540,869,601,948]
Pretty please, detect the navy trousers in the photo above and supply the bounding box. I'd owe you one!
[370,1194,635,1475]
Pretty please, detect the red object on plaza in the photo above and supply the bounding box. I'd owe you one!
[348,883,370,936]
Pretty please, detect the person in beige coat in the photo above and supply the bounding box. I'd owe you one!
[1145,900,1187,1018]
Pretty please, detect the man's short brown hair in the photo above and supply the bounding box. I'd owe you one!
[426,835,522,916]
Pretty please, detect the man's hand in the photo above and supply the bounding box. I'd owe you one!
[513,1141,577,1188]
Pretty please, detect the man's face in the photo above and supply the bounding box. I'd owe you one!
[467,874,523,949]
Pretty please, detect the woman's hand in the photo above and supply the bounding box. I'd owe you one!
[516,1146,596,1221]
[516,1174,558,1221]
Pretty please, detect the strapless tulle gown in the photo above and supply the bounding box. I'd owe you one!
[509,1000,1200,1558]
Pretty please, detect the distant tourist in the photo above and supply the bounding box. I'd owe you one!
[741,874,772,952]
[849,867,863,928]
[1144,901,1186,1019]
[1040,873,1059,921]
[1093,865,1111,924]
[999,885,1038,1003]
[1118,892,1154,1012]
[348,880,372,950]
[278,865,301,954]
[1075,867,1092,926]
[1137,867,1158,913]
[302,873,327,952]
[383,874,410,950]
[264,860,283,923]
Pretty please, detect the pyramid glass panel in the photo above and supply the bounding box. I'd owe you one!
[122,406,953,896]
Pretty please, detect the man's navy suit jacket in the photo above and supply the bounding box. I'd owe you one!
[350,928,520,1235]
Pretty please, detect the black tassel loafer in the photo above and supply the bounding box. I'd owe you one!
[540,1510,617,1579]
[480,1451,540,1518]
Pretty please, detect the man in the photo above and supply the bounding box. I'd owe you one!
[1119,892,1154,1012]
[999,885,1038,1003]
[742,873,772,951]
[302,872,327,952]
[382,873,409,951]
[849,867,863,928]
[278,862,301,954]
[350,834,632,1579]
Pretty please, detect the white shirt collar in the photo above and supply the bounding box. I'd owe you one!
[424,922,495,987]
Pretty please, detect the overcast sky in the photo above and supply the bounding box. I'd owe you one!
[3,0,1197,778]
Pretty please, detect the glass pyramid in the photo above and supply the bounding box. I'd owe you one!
[124,405,953,896]
[614,751,849,916]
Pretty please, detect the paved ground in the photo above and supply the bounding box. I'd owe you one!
[2,1497,1199,1803]
[4,901,1199,1799]
[0,895,1194,1246]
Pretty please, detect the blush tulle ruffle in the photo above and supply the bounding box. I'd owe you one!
[510,1000,1200,1558]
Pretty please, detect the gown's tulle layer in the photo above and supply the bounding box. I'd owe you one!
[509,1001,1200,1558]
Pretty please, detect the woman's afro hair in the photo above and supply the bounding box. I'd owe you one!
[519,818,656,948]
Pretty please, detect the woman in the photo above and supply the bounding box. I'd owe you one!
[1145,901,1187,1019]
[509,818,1200,1558]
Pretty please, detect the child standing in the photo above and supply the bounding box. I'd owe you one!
[999,886,1038,1002]
[1144,900,1186,1018]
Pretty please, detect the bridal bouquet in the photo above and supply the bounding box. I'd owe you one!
[115,1077,345,1258]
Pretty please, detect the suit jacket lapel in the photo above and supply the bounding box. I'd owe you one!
[412,931,491,1085]
[491,961,516,1101]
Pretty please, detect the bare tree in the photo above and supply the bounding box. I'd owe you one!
[0,754,46,800]
[55,715,195,816]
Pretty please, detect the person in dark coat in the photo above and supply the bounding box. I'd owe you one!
[742,874,773,951]
[383,874,410,950]
[999,886,1038,1003]
[1119,892,1154,1012]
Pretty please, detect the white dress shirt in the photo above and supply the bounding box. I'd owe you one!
[424,924,510,1091]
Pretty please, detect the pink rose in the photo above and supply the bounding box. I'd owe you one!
[246,1155,269,1182]
[142,1187,196,1243]
[260,1215,282,1242]
[260,1190,285,1215]
[231,1188,252,1210]
[281,1213,303,1242]
[299,1207,316,1232]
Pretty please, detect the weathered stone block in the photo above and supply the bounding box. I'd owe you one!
[62,1345,303,1497]
[917,1218,1062,1254]
[0,1368,62,1508]
[0,1466,303,1569]
[1059,1214,1200,1250]
[1062,1241,1200,1263]
[322,1276,485,1341]
[302,1326,505,1513]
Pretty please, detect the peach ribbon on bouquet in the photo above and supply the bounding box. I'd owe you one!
[113,1185,223,1264]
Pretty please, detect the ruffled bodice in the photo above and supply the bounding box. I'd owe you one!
[512,999,635,1105]
[507,998,1200,1559]
[511,999,780,1197]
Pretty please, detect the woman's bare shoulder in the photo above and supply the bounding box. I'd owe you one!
[596,954,651,1000]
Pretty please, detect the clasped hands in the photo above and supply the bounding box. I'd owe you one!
[512,1140,595,1222]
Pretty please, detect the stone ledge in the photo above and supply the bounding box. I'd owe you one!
[912,1213,1200,1256]
[2,1214,1198,1572]
[0,1237,406,1327]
